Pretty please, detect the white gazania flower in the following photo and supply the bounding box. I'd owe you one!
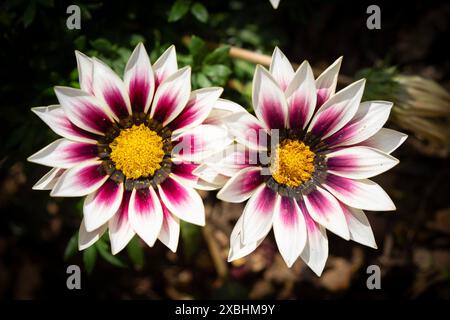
[215,47,407,275]
[28,43,231,254]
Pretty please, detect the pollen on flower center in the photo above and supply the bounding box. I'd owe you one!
[271,139,315,188]
[109,124,165,179]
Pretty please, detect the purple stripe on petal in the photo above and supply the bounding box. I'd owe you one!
[288,96,308,129]
[95,179,121,204]
[323,120,357,146]
[61,117,100,141]
[152,95,177,124]
[326,155,358,172]
[129,77,150,113]
[77,102,112,133]
[306,188,334,219]
[310,107,339,138]
[117,190,132,224]
[159,177,188,206]
[134,188,156,215]
[66,143,98,163]
[169,99,196,131]
[171,162,199,181]
[279,197,298,227]
[105,88,129,119]
[316,88,329,110]
[262,99,285,129]
[297,199,317,232]
[325,174,354,195]
[77,164,107,188]
[253,185,277,216]
[242,169,264,193]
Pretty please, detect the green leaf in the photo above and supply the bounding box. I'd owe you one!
[190,2,208,23]
[195,73,212,88]
[83,245,97,274]
[127,236,144,269]
[23,3,36,28]
[202,64,232,86]
[168,0,191,22]
[204,46,230,65]
[188,36,207,65]
[64,233,78,261]
[96,240,127,268]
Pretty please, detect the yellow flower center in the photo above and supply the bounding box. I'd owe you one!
[109,124,165,179]
[271,139,315,188]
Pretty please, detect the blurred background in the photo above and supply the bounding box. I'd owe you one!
[0,0,449,299]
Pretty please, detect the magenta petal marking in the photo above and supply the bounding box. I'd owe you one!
[77,164,107,188]
[160,178,188,206]
[323,120,357,146]
[241,169,263,193]
[326,155,358,172]
[117,190,132,224]
[297,199,317,232]
[105,88,129,118]
[171,162,199,181]
[78,102,112,133]
[169,99,196,131]
[262,99,285,129]
[60,116,100,141]
[325,174,354,195]
[129,77,150,113]
[310,107,339,138]
[66,143,98,163]
[95,180,120,204]
[153,95,177,123]
[316,88,329,110]
[306,189,334,218]
[289,96,308,129]
[134,188,156,215]
[253,186,277,216]
[279,197,298,227]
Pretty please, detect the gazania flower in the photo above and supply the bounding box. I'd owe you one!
[216,48,407,275]
[28,43,230,254]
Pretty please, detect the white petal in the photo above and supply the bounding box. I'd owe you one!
[109,191,135,255]
[75,51,94,94]
[358,128,408,154]
[31,105,98,144]
[326,146,399,179]
[170,87,223,134]
[28,138,97,169]
[83,180,123,232]
[298,200,329,276]
[325,101,393,147]
[158,176,205,226]
[228,215,263,262]
[124,43,155,113]
[50,160,109,197]
[269,47,294,91]
[323,174,396,211]
[172,124,232,162]
[241,184,277,244]
[54,86,114,135]
[252,65,289,129]
[285,61,317,129]
[308,78,365,139]
[204,98,247,126]
[32,167,65,190]
[341,204,377,249]
[129,187,163,247]
[153,45,178,88]
[315,56,342,108]
[224,112,269,151]
[150,66,191,126]
[158,202,180,252]
[78,219,107,250]
[273,196,307,267]
[92,58,132,120]
[216,166,263,203]
[303,186,350,240]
